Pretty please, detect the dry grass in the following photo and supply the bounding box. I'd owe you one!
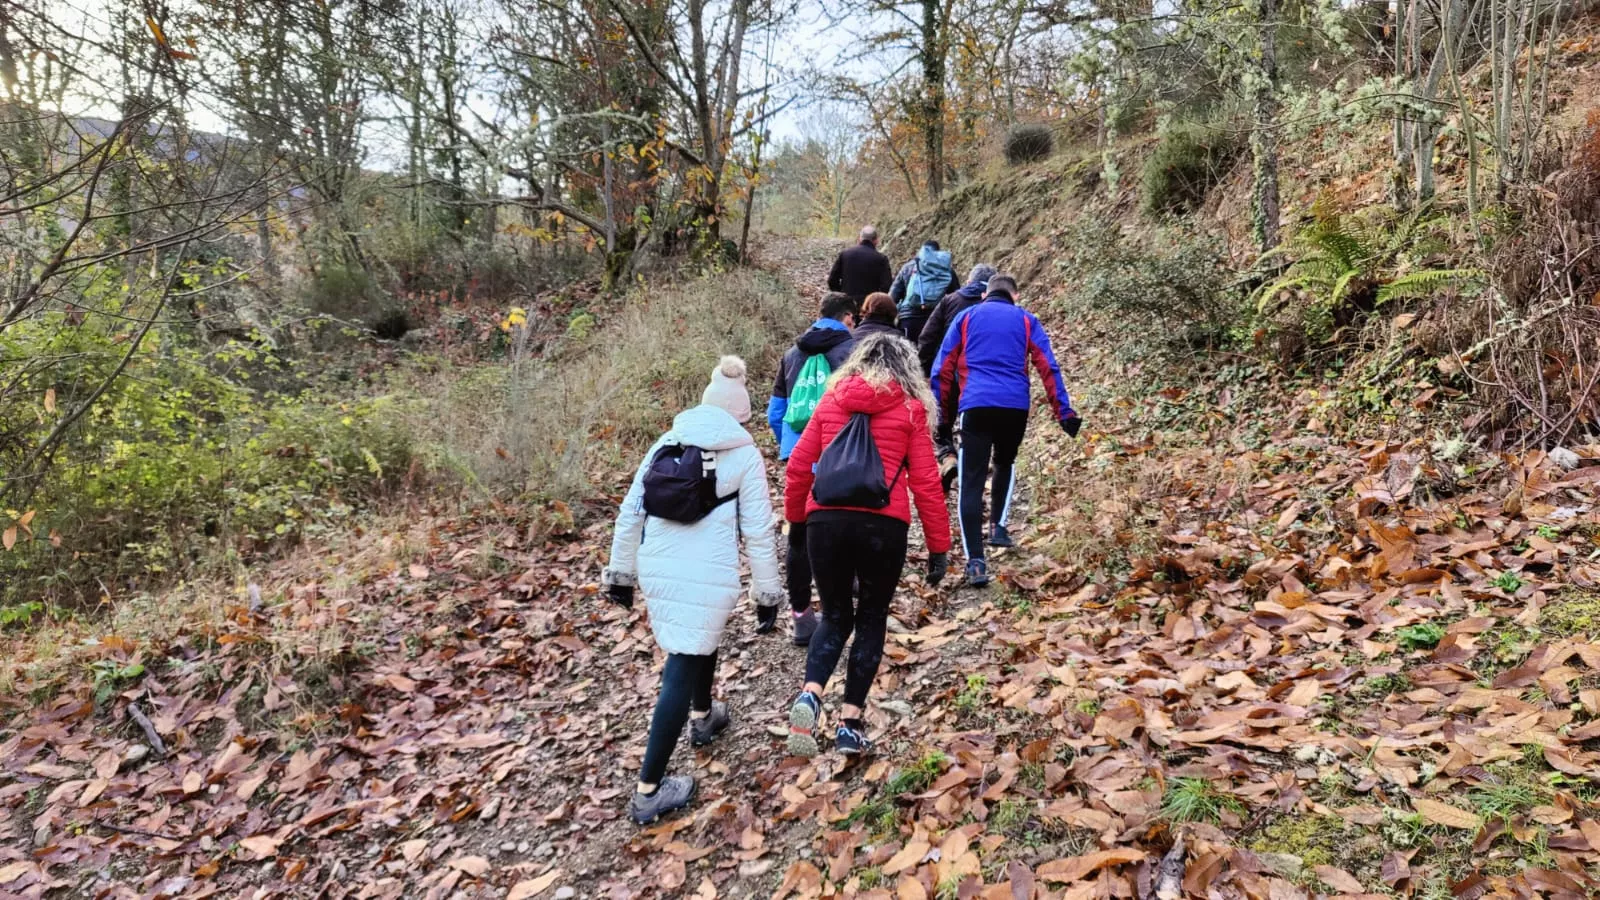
[408,268,808,501]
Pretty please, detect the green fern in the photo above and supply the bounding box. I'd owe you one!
[1375,268,1486,304]
[1252,202,1463,333]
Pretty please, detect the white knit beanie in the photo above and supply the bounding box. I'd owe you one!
[702,355,751,423]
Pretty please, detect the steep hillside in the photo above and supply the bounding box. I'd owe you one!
[859,21,1600,897]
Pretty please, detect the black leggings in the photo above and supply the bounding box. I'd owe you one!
[787,523,812,613]
[803,512,909,708]
[639,651,717,786]
[958,407,1028,559]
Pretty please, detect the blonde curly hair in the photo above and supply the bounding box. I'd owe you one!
[827,333,938,431]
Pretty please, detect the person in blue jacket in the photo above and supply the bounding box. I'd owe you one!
[930,275,1081,587]
[767,291,857,644]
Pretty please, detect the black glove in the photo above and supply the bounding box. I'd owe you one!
[606,584,635,608]
[755,604,778,633]
[927,553,948,586]
[1060,414,1082,438]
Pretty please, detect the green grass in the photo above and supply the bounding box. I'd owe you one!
[1380,806,1431,849]
[1354,672,1413,698]
[1019,761,1048,793]
[887,751,949,796]
[990,798,1032,834]
[1160,777,1242,824]
[954,673,988,716]
[844,797,898,835]
[843,750,951,837]
[856,867,885,890]
[1469,781,1544,822]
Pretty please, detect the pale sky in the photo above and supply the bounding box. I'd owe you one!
[32,0,891,163]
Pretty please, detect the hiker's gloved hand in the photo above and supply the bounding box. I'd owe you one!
[1060,413,1082,438]
[755,603,779,633]
[927,553,948,586]
[606,584,635,608]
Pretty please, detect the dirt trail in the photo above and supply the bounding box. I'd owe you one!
[517,235,1024,898]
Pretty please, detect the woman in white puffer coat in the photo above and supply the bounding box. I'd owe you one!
[602,356,783,825]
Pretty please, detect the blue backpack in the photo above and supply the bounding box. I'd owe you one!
[903,246,953,313]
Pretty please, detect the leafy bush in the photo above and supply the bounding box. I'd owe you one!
[1055,222,1242,355]
[1,325,419,606]
[1140,120,1242,216]
[305,262,381,318]
[1004,124,1054,165]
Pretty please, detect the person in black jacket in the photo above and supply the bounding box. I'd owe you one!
[767,292,859,646]
[826,226,893,309]
[853,293,907,342]
[917,263,997,376]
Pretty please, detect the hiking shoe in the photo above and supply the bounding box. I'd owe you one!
[835,724,873,757]
[787,691,821,757]
[628,774,696,825]
[988,525,1014,548]
[756,604,778,633]
[690,701,731,747]
[792,609,818,646]
[965,559,990,588]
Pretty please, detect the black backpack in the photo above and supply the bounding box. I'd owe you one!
[642,443,737,523]
[812,413,905,509]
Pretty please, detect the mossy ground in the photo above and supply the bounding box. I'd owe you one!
[1539,588,1600,638]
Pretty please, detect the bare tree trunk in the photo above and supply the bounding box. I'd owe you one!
[922,0,946,198]
[1251,0,1280,251]
[1392,0,1415,212]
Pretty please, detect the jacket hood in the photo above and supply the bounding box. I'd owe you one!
[956,281,986,300]
[666,404,755,451]
[830,375,910,415]
[797,324,854,355]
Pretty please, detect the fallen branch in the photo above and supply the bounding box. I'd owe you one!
[125,703,167,757]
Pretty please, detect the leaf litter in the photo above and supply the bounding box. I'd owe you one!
[3,240,1600,898]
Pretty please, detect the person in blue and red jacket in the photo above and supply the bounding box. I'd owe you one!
[930,275,1081,587]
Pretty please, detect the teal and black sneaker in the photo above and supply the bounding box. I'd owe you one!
[834,724,873,757]
[787,691,821,757]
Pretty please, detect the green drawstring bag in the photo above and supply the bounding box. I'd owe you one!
[782,354,833,431]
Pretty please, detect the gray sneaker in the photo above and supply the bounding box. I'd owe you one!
[792,609,819,646]
[628,774,697,825]
[690,701,731,747]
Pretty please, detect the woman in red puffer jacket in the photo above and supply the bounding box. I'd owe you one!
[782,333,952,758]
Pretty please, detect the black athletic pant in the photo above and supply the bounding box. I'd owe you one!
[639,651,717,786]
[900,311,929,344]
[803,511,909,708]
[787,523,812,613]
[958,407,1029,560]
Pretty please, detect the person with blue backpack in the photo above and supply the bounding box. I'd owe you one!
[930,275,1081,587]
[767,292,858,645]
[889,240,958,344]
[603,356,784,825]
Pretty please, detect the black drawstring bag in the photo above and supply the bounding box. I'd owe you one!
[642,443,736,522]
[812,412,904,508]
